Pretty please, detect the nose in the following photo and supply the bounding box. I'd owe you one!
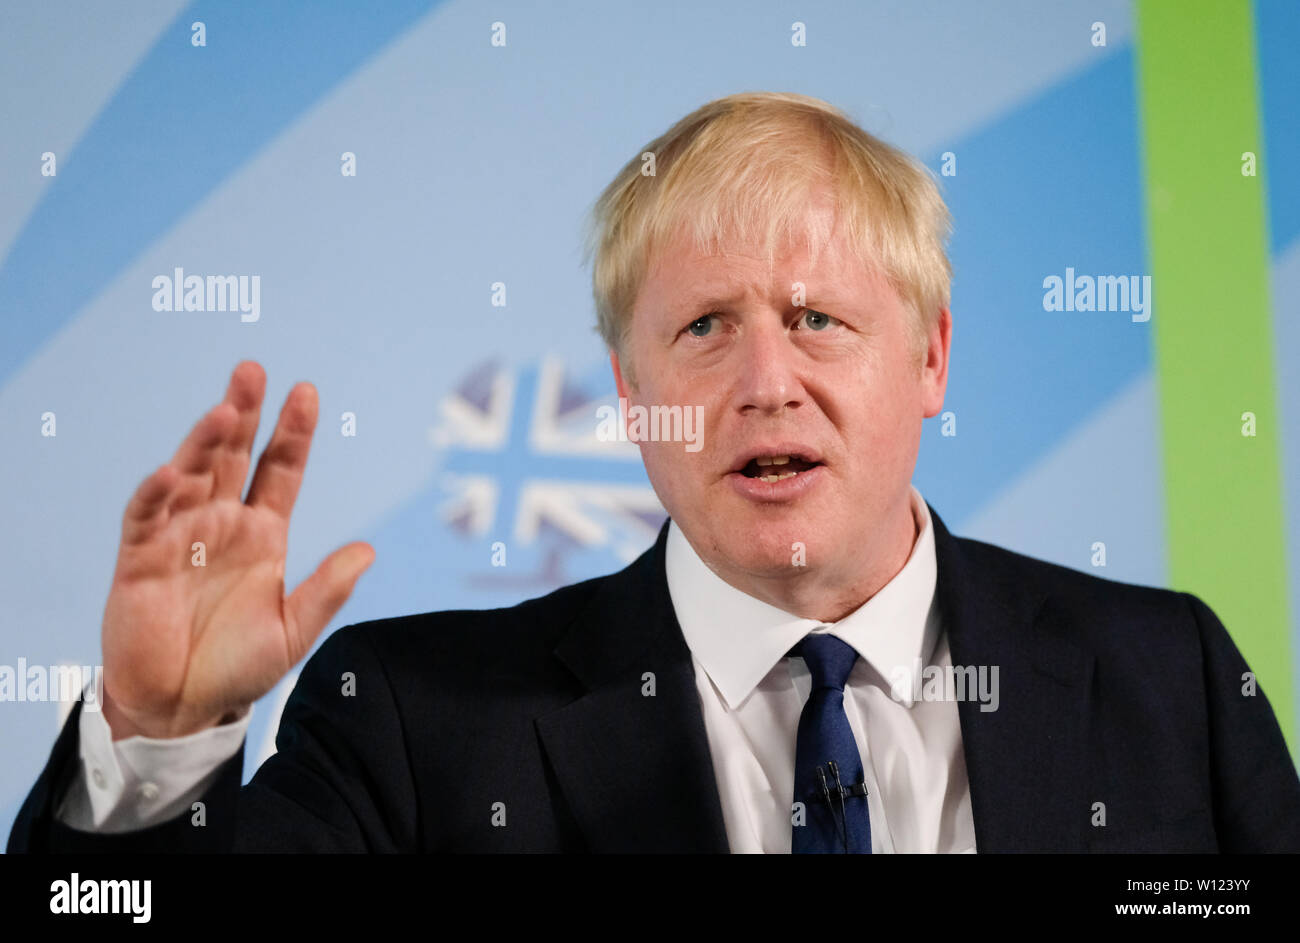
[733,315,804,416]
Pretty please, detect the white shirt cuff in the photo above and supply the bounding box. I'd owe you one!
[57,694,252,833]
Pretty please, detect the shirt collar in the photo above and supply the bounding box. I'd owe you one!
[666,484,940,710]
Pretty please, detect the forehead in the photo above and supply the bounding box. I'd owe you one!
[638,217,879,314]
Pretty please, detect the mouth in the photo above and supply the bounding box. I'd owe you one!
[736,454,823,483]
[729,445,825,482]
[725,451,828,503]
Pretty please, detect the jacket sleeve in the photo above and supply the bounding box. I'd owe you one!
[7,623,420,853]
[1186,591,1300,851]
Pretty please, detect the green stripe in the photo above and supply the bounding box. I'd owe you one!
[1135,0,1295,756]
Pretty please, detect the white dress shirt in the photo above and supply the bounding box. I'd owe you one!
[667,484,976,853]
[60,484,976,852]
[59,697,251,832]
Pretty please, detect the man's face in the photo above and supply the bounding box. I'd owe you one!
[612,206,951,605]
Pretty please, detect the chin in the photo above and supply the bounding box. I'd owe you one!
[713,523,812,574]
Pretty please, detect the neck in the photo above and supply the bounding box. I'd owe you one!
[703,494,920,624]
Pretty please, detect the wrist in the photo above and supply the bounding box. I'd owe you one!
[101,689,238,741]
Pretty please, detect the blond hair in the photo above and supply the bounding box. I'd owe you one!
[582,92,953,385]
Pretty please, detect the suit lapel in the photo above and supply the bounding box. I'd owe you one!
[928,503,1094,851]
[535,521,730,852]
[538,504,1095,853]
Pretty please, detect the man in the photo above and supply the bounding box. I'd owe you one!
[9,92,1300,853]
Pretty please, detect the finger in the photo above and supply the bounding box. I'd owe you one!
[166,402,238,515]
[283,543,375,659]
[121,464,180,546]
[245,382,318,519]
[211,361,267,501]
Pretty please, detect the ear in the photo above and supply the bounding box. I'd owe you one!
[920,307,951,419]
[610,348,635,400]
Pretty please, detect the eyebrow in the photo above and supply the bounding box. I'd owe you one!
[673,286,852,315]
[672,286,750,313]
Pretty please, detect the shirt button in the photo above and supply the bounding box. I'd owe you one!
[91,768,106,789]
[138,782,160,802]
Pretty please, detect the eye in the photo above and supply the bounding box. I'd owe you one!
[796,309,840,331]
[684,313,720,337]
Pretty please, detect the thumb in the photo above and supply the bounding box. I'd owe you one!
[284,542,376,659]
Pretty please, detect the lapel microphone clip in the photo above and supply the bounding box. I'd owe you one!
[812,760,868,853]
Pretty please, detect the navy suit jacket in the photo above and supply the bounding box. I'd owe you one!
[9,505,1300,852]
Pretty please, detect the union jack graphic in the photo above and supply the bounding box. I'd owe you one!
[430,356,667,585]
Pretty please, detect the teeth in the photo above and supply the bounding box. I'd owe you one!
[755,454,792,467]
[759,471,799,483]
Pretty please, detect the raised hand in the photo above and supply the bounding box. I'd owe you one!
[99,361,374,740]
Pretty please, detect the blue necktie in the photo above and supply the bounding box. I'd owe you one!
[790,634,872,853]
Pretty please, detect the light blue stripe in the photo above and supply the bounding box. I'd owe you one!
[1256,0,1300,252]
[0,0,438,385]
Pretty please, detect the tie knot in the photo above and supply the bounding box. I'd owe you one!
[792,633,859,691]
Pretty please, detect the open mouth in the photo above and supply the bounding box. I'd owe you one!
[738,455,823,483]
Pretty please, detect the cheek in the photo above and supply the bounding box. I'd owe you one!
[840,368,921,465]
[637,441,706,522]
[639,439,695,489]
